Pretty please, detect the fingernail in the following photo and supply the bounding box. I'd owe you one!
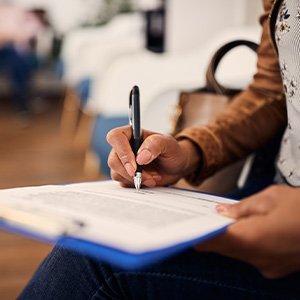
[137,149,152,165]
[125,163,135,177]
[216,204,230,216]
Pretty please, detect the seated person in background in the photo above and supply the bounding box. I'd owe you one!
[0,4,41,115]
[18,0,300,299]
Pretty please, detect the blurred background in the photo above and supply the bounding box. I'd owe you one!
[0,0,262,298]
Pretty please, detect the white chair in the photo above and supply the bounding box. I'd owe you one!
[61,13,145,85]
[59,13,145,141]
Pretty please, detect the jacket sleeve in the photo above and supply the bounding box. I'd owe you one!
[175,1,287,185]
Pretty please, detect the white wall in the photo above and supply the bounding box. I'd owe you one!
[9,0,263,42]
[245,0,263,25]
[165,0,263,53]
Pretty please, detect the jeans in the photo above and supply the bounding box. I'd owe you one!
[19,246,300,300]
[0,45,38,111]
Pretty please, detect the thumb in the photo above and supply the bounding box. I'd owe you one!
[136,134,175,165]
[216,192,276,220]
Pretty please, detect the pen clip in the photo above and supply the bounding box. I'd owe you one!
[129,86,141,139]
[129,89,133,126]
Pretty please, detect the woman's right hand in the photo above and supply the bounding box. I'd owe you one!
[106,126,201,187]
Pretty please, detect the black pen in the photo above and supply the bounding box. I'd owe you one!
[129,86,142,191]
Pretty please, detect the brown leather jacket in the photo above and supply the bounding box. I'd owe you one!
[176,0,286,185]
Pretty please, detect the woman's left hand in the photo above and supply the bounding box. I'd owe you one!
[196,185,300,279]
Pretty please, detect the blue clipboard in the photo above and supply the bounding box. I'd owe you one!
[0,182,236,270]
[0,219,229,270]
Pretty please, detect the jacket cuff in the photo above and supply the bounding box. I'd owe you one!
[175,126,223,185]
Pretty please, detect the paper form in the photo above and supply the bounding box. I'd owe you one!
[0,181,237,253]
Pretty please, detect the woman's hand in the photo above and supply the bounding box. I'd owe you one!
[106,126,200,187]
[196,185,300,279]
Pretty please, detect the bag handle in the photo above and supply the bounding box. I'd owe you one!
[206,39,259,95]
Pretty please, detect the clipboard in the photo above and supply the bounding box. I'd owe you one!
[0,181,235,269]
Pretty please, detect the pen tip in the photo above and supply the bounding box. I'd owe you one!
[134,173,142,192]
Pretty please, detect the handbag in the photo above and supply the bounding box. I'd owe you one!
[172,40,259,196]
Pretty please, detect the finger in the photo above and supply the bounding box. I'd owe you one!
[106,126,136,176]
[196,217,265,258]
[108,150,133,182]
[195,220,248,254]
[108,149,162,187]
[112,169,161,188]
[216,188,277,219]
[115,172,161,188]
[110,170,133,187]
[142,170,162,188]
[136,134,175,165]
[195,232,229,253]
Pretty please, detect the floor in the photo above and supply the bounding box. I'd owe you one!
[0,96,102,299]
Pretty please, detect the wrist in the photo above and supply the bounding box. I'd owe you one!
[178,139,202,177]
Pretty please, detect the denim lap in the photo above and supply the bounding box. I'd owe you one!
[19,246,300,300]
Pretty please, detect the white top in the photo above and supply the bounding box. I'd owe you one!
[276,0,300,186]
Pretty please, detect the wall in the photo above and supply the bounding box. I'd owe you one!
[165,0,263,53]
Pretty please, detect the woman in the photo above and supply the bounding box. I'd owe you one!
[19,0,300,299]
[0,4,41,114]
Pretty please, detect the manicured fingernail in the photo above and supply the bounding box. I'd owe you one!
[216,204,230,215]
[137,149,152,165]
[125,163,135,177]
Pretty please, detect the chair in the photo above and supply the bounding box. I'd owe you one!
[59,13,145,143]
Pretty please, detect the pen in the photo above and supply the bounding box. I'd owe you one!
[129,85,142,191]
